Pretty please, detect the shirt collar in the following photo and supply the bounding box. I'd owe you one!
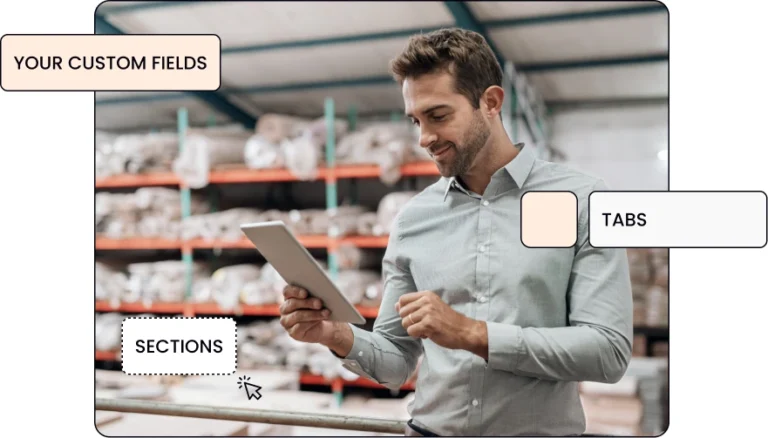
[443,142,535,201]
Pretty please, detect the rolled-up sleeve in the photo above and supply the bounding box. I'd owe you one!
[335,214,422,390]
[486,179,634,383]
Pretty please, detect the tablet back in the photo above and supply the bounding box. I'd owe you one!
[240,221,366,325]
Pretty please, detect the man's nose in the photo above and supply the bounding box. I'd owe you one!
[419,128,437,149]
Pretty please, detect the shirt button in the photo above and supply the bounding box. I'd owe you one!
[358,351,364,357]
[477,296,487,303]
[479,245,486,253]
[472,399,479,407]
[482,200,489,206]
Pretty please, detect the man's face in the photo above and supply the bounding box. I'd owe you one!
[403,71,491,177]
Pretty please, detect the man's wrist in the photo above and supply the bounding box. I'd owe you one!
[461,318,489,361]
[322,322,353,358]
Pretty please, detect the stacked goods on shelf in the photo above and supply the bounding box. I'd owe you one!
[238,319,359,381]
[626,358,668,436]
[626,248,669,328]
[181,208,264,241]
[96,188,210,239]
[580,377,643,436]
[335,121,432,185]
[172,127,254,189]
[124,261,210,304]
[95,313,125,355]
[95,130,178,179]
[192,261,382,311]
[96,261,128,306]
[97,114,437,187]
[179,191,419,241]
[580,358,668,436]
[246,113,349,181]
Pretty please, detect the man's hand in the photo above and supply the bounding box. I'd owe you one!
[278,285,356,358]
[279,285,333,344]
[396,291,487,357]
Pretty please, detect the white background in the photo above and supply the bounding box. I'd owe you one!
[1,1,767,437]
[122,317,236,375]
[590,191,767,247]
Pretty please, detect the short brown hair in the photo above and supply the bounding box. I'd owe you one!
[389,27,503,109]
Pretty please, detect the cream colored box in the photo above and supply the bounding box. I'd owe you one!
[1,34,220,91]
[521,191,578,248]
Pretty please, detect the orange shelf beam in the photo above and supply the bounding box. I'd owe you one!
[95,301,185,314]
[96,172,180,188]
[95,350,118,361]
[208,167,329,184]
[299,373,415,391]
[341,235,389,248]
[96,237,182,250]
[96,162,438,188]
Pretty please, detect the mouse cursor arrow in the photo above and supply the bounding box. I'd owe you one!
[243,382,263,400]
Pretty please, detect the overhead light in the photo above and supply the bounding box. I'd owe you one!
[657,149,668,162]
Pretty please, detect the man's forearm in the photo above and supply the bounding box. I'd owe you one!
[322,322,355,358]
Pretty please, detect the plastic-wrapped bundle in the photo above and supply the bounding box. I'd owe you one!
[96,262,128,305]
[210,264,262,311]
[255,114,312,144]
[283,131,322,181]
[336,122,421,185]
[239,343,285,368]
[95,313,124,352]
[241,280,282,306]
[261,262,289,304]
[181,208,263,242]
[244,134,286,169]
[306,205,369,236]
[285,209,325,235]
[97,189,209,239]
[112,132,179,174]
[172,130,252,189]
[337,243,380,270]
[124,261,209,304]
[334,270,380,305]
[376,191,418,235]
[355,212,380,236]
[192,277,213,303]
[96,131,120,178]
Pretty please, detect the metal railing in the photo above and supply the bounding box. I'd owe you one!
[95,398,407,435]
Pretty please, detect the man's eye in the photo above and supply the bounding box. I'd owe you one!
[432,115,446,122]
[411,119,420,126]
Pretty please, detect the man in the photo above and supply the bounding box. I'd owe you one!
[279,28,633,436]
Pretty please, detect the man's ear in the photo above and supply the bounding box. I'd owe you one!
[481,86,505,119]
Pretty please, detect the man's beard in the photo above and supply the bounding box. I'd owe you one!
[438,111,490,177]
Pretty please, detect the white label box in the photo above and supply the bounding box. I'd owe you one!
[121,317,236,375]
[589,191,767,248]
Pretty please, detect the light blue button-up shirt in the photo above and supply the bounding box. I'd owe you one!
[338,144,633,436]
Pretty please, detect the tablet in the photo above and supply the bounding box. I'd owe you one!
[240,221,366,325]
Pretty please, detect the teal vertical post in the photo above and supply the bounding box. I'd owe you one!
[178,108,193,301]
[347,104,358,205]
[325,97,343,407]
[325,97,338,282]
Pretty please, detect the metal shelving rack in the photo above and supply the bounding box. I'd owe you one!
[95,96,435,402]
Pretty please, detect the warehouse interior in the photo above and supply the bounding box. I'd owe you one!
[94,1,670,436]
